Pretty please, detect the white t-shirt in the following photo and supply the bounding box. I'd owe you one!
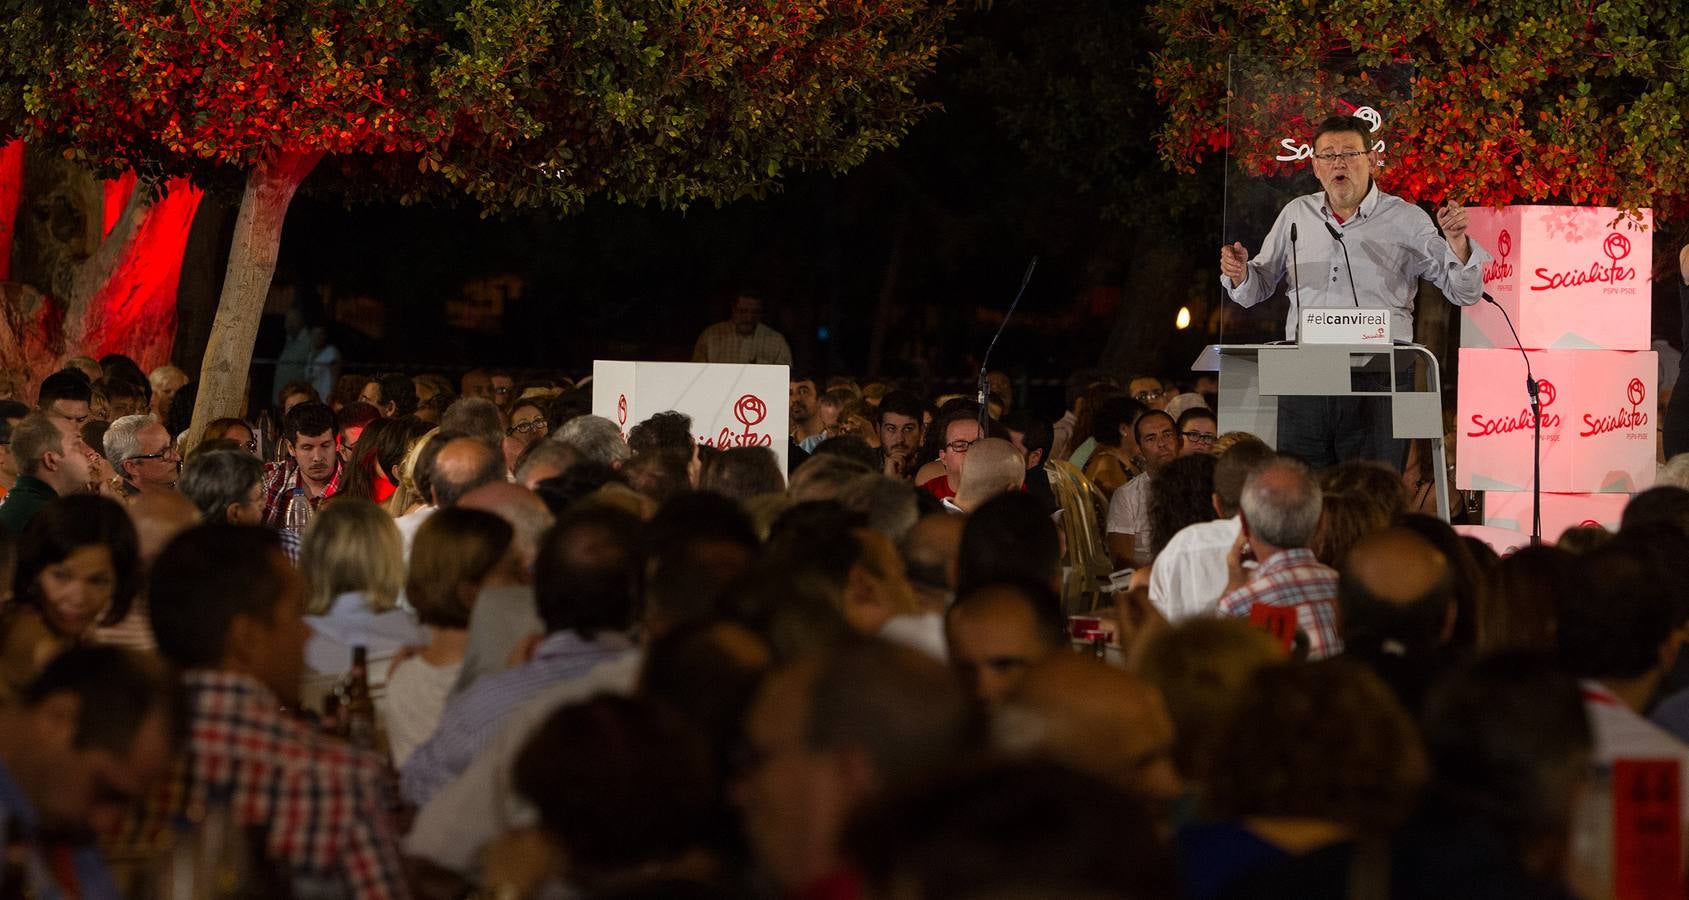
[1149,517,1240,622]
[1106,474,1154,566]
[382,654,464,769]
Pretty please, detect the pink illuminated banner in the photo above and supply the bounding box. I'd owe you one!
[1460,205,1652,352]
[592,361,790,471]
[1456,348,1656,493]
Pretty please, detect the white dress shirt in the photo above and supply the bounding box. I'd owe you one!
[1106,474,1154,567]
[1220,181,1490,341]
[1148,516,1240,622]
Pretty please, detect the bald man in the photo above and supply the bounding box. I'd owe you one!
[997,654,1182,808]
[1337,527,1456,712]
[952,437,1025,513]
[431,435,506,509]
[945,580,1066,705]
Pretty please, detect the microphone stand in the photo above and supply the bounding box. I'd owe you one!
[1289,222,1301,313]
[1323,222,1360,306]
[979,257,1039,433]
[1485,292,1542,546]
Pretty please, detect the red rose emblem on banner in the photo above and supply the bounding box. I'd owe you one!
[1579,519,1602,528]
[1604,233,1632,262]
[617,394,628,426]
[734,394,768,428]
[1628,378,1646,409]
[1536,379,1556,409]
[1497,229,1512,260]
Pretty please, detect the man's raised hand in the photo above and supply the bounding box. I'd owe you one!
[1437,200,1471,262]
[1220,242,1249,284]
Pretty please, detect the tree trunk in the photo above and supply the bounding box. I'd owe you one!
[0,146,201,395]
[189,149,322,439]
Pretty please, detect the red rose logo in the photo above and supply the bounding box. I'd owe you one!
[1497,229,1512,260]
[617,394,628,426]
[1579,519,1602,528]
[734,394,768,428]
[1536,379,1556,409]
[1604,233,1631,262]
[1628,378,1646,409]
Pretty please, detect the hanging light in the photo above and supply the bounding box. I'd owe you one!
[1175,306,1192,330]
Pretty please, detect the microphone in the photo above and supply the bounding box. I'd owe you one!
[1289,222,1301,309]
[1324,221,1361,307]
[1485,291,1543,545]
[978,257,1039,432]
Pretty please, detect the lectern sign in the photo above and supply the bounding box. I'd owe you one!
[1298,308,1390,345]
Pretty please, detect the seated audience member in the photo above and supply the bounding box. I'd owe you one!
[700,445,785,500]
[0,411,96,535]
[623,448,693,506]
[555,414,632,469]
[1337,527,1459,714]
[1228,654,1591,900]
[1002,409,1058,512]
[1106,409,1183,567]
[1308,492,1391,568]
[1395,513,1488,652]
[955,490,1061,597]
[1216,456,1341,659]
[1618,484,1689,536]
[944,578,1067,706]
[502,397,552,472]
[104,413,181,496]
[1477,544,1585,655]
[1176,406,1218,455]
[950,436,1024,513]
[835,473,920,543]
[498,695,725,898]
[431,435,506,509]
[402,505,645,807]
[0,496,139,699]
[0,646,175,899]
[359,372,419,419]
[1186,660,1426,900]
[149,364,190,419]
[735,639,975,896]
[512,439,577,490]
[90,377,147,423]
[873,390,926,478]
[1555,540,1689,831]
[997,654,1182,809]
[919,408,983,503]
[787,453,873,503]
[0,399,31,502]
[1145,452,1219,562]
[452,481,557,690]
[1150,438,1272,622]
[334,401,382,461]
[901,511,963,614]
[137,525,409,898]
[389,428,444,535]
[848,761,1178,900]
[278,380,321,414]
[1319,460,1410,523]
[260,402,341,528]
[1555,523,1613,555]
[809,434,882,473]
[384,508,516,768]
[37,369,93,428]
[199,416,259,456]
[298,499,422,696]
[1137,618,1285,785]
[1080,394,1145,499]
[91,491,198,652]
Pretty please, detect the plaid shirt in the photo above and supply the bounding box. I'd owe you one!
[691,322,793,365]
[1217,548,1343,659]
[261,459,341,529]
[123,671,410,900]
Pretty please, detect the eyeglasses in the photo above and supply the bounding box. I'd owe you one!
[1313,150,1368,164]
[1181,431,1216,445]
[129,448,180,462]
[508,419,548,436]
[946,439,978,454]
[1132,389,1165,403]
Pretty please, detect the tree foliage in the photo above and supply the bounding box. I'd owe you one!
[0,0,952,213]
[1149,0,1689,217]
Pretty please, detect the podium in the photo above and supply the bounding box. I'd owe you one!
[1192,342,1451,521]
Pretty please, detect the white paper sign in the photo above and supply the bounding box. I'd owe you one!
[592,361,790,471]
[1299,307,1391,345]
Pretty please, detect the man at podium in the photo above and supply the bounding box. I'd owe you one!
[1218,114,1490,469]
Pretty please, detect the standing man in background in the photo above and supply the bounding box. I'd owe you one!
[693,295,793,366]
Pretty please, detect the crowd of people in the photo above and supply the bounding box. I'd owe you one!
[2,351,1689,900]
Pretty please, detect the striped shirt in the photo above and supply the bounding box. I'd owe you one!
[399,630,638,808]
[1216,548,1342,660]
[691,322,793,366]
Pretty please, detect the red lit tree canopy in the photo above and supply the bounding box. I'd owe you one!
[1148,0,1689,217]
[0,0,951,429]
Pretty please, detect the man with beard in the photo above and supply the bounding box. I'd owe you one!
[260,402,342,528]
